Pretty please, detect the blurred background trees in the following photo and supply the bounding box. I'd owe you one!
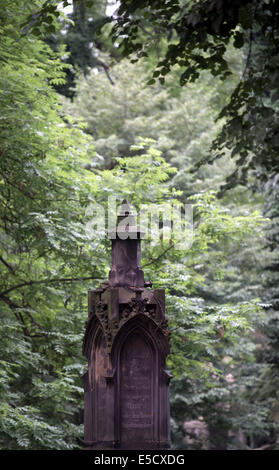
[1,0,279,450]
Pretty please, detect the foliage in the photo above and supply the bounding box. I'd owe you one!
[101,3,279,447]
[96,143,267,449]
[1,0,277,452]
[0,0,101,449]
[63,53,242,199]
[46,0,120,97]
[108,0,279,190]
[242,175,279,449]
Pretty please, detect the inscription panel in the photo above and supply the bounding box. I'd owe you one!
[120,332,153,442]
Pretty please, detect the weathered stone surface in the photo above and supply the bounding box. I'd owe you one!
[82,201,171,449]
[109,238,145,288]
[120,332,153,443]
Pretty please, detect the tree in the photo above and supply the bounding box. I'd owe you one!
[1,0,274,450]
[61,44,270,448]
[0,0,103,449]
[106,0,279,448]
[45,0,120,97]
[62,52,241,193]
[108,0,279,188]
[94,142,266,449]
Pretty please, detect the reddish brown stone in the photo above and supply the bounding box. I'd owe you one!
[82,202,171,449]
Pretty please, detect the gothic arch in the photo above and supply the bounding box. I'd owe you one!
[111,315,170,448]
[111,313,169,363]
[83,318,109,444]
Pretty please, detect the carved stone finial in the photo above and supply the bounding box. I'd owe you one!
[108,200,144,288]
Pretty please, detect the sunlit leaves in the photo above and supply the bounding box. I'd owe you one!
[0,0,100,450]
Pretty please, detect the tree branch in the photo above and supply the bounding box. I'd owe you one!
[0,294,34,336]
[252,442,277,450]
[0,255,16,275]
[95,59,115,85]
[142,243,174,268]
[0,275,99,298]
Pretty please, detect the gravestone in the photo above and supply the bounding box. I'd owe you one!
[82,201,171,449]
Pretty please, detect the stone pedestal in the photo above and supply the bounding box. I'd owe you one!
[82,201,171,450]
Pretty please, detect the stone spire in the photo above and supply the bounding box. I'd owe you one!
[108,200,144,288]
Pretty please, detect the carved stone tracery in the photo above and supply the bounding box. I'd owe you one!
[82,201,171,449]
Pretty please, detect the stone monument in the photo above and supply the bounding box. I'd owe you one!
[82,201,171,449]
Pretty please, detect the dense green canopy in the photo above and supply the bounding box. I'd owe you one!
[0,0,279,450]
